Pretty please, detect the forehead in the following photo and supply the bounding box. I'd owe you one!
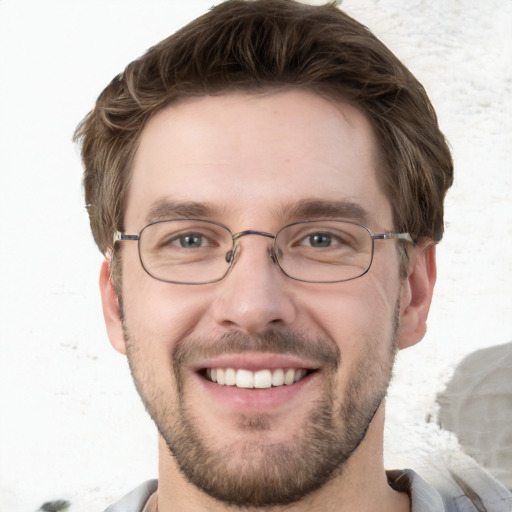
[126,90,392,230]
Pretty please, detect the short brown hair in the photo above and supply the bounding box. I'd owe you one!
[74,0,453,260]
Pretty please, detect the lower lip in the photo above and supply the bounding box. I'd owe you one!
[196,372,316,412]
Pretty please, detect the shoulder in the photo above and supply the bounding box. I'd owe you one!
[388,466,512,512]
[431,462,512,512]
[103,480,158,512]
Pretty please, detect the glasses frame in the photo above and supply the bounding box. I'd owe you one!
[113,218,415,285]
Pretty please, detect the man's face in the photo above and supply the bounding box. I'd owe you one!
[113,90,408,506]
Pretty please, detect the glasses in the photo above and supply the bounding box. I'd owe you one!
[114,219,415,285]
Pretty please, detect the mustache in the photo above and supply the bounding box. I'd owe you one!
[173,328,341,370]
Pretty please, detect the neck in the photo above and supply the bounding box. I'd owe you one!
[153,405,410,512]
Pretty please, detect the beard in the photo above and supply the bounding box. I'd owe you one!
[123,308,399,508]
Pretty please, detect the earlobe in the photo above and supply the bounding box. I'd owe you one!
[99,258,127,355]
[397,243,437,350]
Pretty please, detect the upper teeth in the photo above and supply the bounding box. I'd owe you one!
[206,368,307,389]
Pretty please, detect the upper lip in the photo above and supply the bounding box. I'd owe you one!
[192,352,320,372]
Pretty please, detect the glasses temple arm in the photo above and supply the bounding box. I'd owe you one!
[113,231,139,244]
[373,233,416,244]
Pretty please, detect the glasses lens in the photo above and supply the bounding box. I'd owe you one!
[139,220,233,284]
[275,221,373,282]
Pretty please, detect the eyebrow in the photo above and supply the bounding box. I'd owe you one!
[144,198,369,225]
[145,200,219,223]
[280,199,369,224]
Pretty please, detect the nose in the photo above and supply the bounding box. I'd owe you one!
[211,234,297,334]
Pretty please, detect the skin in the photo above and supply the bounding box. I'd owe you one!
[100,90,436,512]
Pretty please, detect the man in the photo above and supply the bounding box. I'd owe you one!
[74,1,511,510]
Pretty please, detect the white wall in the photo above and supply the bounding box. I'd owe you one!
[0,1,510,510]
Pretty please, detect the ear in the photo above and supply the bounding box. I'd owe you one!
[99,258,127,355]
[397,243,437,350]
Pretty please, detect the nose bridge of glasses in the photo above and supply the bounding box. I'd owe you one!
[232,230,276,241]
[225,230,277,264]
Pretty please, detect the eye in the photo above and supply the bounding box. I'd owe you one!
[173,232,211,249]
[179,234,204,248]
[143,221,230,258]
[304,233,334,248]
[299,231,348,249]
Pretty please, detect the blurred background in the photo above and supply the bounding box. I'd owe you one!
[0,1,510,510]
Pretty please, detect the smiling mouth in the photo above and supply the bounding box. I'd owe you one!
[201,367,315,389]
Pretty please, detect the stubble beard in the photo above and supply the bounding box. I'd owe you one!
[123,309,399,508]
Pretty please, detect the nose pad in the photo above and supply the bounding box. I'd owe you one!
[225,243,240,265]
[225,240,279,268]
[270,244,282,264]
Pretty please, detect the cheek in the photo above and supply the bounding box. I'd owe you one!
[310,281,396,329]
[121,258,216,359]
[300,276,399,361]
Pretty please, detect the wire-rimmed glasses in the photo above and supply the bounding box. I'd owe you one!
[114,219,415,284]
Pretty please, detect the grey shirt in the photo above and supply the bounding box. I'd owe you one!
[104,469,512,512]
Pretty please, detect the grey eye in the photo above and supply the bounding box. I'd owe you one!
[178,234,205,248]
[307,233,332,247]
